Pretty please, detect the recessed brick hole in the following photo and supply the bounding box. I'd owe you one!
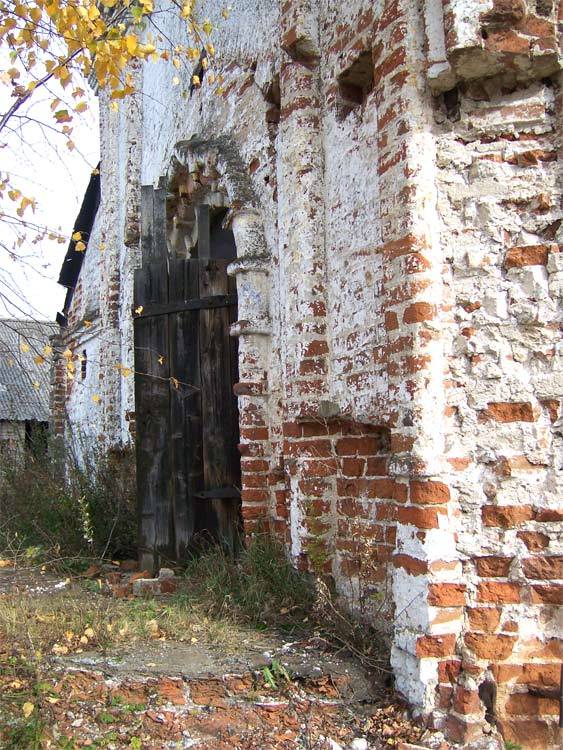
[536,0,555,17]
[336,50,374,120]
[479,678,497,726]
[264,75,280,125]
[443,86,461,122]
[264,74,280,107]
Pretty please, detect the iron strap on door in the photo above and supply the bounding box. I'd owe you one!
[133,294,237,319]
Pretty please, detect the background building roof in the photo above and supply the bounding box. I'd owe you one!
[0,319,57,422]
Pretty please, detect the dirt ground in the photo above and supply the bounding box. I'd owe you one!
[0,566,452,750]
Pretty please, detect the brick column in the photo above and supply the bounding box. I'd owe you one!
[278,0,329,420]
[368,0,466,728]
[229,209,274,534]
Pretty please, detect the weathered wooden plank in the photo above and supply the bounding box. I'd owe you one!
[196,205,210,259]
[152,187,167,260]
[140,185,154,266]
[198,258,241,551]
[168,257,203,558]
[135,183,172,569]
[134,316,171,568]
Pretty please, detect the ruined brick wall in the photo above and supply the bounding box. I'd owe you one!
[435,76,562,750]
[57,1,562,746]
[54,68,143,457]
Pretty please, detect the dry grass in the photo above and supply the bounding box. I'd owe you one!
[0,583,259,659]
[0,535,315,659]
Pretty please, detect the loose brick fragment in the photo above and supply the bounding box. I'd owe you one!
[416,633,457,658]
[522,556,562,580]
[504,244,550,269]
[475,556,513,577]
[482,505,534,527]
[403,302,436,324]
[477,581,520,604]
[467,607,501,633]
[427,583,466,606]
[482,402,536,422]
[464,633,517,660]
[410,480,450,505]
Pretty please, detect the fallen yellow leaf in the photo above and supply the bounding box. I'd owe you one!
[22,702,34,718]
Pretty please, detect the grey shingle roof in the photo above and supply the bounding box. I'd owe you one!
[0,319,57,422]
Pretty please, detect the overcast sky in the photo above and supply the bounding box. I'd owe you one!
[1,68,100,323]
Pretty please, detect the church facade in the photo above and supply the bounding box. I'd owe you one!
[54,1,563,747]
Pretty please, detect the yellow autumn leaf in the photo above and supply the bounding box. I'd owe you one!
[157,355,164,365]
[84,627,95,639]
[34,355,45,365]
[125,34,138,55]
[0,559,11,568]
[91,394,101,404]
[202,19,213,35]
[20,342,30,353]
[171,377,179,389]
[83,320,92,328]
[63,348,73,359]
[120,367,133,377]
[75,240,86,252]
[192,75,200,87]
[42,345,53,356]
[172,76,180,86]
[22,702,34,718]
[33,381,41,390]
[134,305,144,315]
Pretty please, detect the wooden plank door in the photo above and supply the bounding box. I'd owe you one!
[134,187,240,571]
